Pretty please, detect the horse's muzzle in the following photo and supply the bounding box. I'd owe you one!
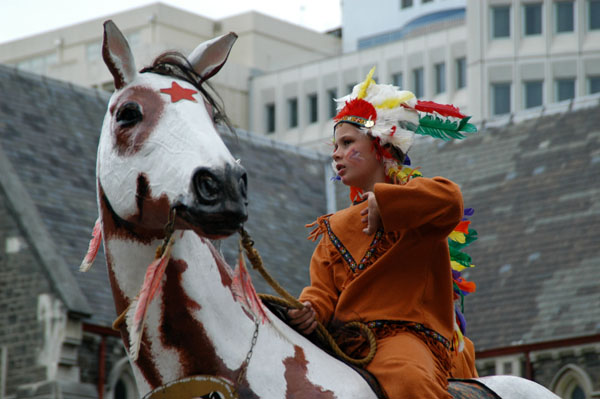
[177,164,248,237]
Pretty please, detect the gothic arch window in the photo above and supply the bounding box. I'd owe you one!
[552,364,592,399]
[106,357,139,399]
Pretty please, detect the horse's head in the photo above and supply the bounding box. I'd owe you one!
[97,21,247,239]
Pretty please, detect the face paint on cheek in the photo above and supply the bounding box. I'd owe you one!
[347,148,364,163]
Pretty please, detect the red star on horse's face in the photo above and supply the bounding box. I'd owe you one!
[160,81,198,103]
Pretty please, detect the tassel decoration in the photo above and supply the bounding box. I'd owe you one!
[126,236,174,361]
[80,218,102,272]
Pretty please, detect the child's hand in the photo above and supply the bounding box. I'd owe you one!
[360,191,382,234]
[287,301,317,335]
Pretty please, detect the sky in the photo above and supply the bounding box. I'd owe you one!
[0,0,342,44]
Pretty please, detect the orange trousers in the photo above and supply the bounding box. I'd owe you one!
[365,331,452,399]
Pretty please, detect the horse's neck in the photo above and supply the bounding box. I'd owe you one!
[103,227,258,389]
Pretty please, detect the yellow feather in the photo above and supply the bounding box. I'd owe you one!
[374,92,416,109]
[451,261,467,271]
[448,231,466,243]
[357,66,376,100]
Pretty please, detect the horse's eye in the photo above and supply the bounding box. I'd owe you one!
[116,102,143,127]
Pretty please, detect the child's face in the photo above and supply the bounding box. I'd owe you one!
[333,123,386,192]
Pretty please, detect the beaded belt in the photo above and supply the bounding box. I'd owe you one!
[366,320,452,351]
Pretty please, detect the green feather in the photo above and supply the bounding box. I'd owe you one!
[450,247,473,267]
[448,229,478,251]
[416,115,477,140]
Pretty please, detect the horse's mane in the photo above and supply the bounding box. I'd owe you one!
[140,52,234,133]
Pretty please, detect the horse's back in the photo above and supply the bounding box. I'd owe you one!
[470,376,560,399]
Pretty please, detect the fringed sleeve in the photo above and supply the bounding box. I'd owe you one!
[300,216,342,326]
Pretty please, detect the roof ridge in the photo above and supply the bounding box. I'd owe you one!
[0,123,92,318]
[0,64,112,102]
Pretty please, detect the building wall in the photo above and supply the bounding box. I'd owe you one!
[78,333,137,399]
[249,21,468,152]
[475,344,600,398]
[0,192,55,396]
[219,12,340,71]
[467,0,600,120]
[341,0,466,52]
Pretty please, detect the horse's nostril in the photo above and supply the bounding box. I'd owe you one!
[239,173,248,199]
[194,169,221,204]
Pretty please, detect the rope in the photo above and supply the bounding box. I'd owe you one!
[239,228,377,367]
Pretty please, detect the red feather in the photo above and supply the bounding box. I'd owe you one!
[455,276,476,293]
[415,100,466,118]
[232,252,268,323]
[80,218,102,272]
[127,238,174,360]
[454,220,471,234]
[335,98,377,122]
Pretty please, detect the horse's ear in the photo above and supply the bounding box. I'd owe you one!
[102,20,137,90]
[188,32,237,81]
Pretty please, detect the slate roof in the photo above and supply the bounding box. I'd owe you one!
[409,97,600,350]
[1,63,599,352]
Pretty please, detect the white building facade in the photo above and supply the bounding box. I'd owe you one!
[249,0,600,151]
[249,19,468,152]
[468,0,600,119]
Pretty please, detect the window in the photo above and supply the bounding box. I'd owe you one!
[126,30,141,48]
[346,83,357,94]
[571,386,585,399]
[86,42,101,62]
[589,76,600,94]
[492,82,511,115]
[401,0,413,8]
[16,53,58,74]
[265,103,275,133]
[101,81,115,92]
[524,3,542,35]
[492,5,511,38]
[308,93,318,124]
[392,72,403,88]
[590,0,600,30]
[456,57,467,89]
[413,67,424,98]
[115,380,128,399]
[327,88,338,118]
[553,365,592,399]
[556,78,575,101]
[524,80,543,108]
[434,62,446,94]
[556,1,574,32]
[108,359,139,399]
[287,98,298,128]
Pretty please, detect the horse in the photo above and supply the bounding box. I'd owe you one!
[84,20,561,399]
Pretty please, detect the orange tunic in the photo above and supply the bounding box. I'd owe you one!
[451,337,479,379]
[300,177,463,398]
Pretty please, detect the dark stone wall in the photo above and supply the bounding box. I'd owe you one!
[533,349,600,392]
[79,333,127,388]
[0,191,52,395]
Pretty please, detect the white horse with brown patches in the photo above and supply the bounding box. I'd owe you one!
[84,20,560,399]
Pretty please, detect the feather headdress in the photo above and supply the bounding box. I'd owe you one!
[334,66,477,155]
